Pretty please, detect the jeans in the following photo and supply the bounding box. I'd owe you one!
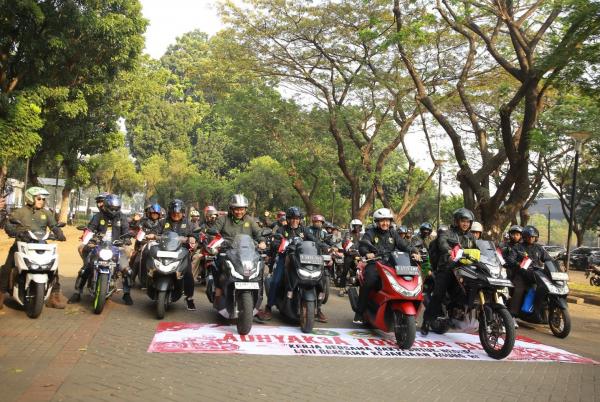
[267,254,286,308]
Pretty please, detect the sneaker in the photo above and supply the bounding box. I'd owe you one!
[46,292,66,309]
[186,298,196,311]
[122,293,133,306]
[338,289,346,297]
[315,310,328,323]
[68,292,81,304]
[257,307,272,321]
[420,321,430,336]
[352,312,364,325]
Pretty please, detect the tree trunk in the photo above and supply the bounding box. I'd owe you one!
[574,229,585,247]
[58,185,72,223]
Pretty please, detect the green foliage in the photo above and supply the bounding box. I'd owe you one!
[0,91,43,161]
[90,147,143,195]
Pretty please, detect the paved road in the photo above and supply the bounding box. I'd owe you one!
[1,229,599,401]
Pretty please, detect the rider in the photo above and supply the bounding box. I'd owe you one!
[160,199,197,310]
[69,194,131,305]
[421,208,479,335]
[202,206,219,231]
[188,209,202,232]
[397,225,410,240]
[470,221,483,240]
[307,214,334,322]
[258,206,317,321]
[509,225,552,323]
[339,219,363,297]
[270,211,287,231]
[78,193,109,260]
[354,208,419,325]
[0,187,67,309]
[502,225,524,322]
[213,195,266,305]
[410,222,434,249]
[130,203,163,287]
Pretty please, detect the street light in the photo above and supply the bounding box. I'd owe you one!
[434,159,447,229]
[565,130,591,271]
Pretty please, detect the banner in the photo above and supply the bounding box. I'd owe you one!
[148,323,597,364]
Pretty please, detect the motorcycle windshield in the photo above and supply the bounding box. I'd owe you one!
[476,240,500,269]
[227,235,259,265]
[160,231,181,251]
[31,230,46,243]
[297,240,319,256]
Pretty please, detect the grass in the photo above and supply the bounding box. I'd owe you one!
[569,281,600,296]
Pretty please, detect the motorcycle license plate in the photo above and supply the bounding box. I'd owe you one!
[235,282,259,290]
[335,258,344,264]
[300,255,323,265]
[395,265,420,276]
[551,272,569,281]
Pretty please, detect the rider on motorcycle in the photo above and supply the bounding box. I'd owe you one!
[129,203,163,287]
[307,214,335,322]
[69,194,131,304]
[339,219,363,296]
[420,207,479,334]
[397,225,410,240]
[410,222,434,249]
[470,221,484,240]
[203,206,219,231]
[0,187,67,309]
[258,206,318,321]
[354,208,419,325]
[270,211,287,231]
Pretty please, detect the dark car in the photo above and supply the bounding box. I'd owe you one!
[589,251,600,267]
[563,247,600,271]
[543,245,566,260]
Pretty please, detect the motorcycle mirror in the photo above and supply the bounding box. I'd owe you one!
[56,222,67,228]
[112,240,123,247]
[76,225,87,231]
[261,228,273,236]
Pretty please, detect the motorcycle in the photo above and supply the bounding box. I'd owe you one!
[348,249,423,350]
[272,237,325,333]
[145,231,190,319]
[210,234,266,335]
[8,220,64,318]
[515,258,571,338]
[78,226,129,314]
[585,264,600,287]
[427,240,516,359]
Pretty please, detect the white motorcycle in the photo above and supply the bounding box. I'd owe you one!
[9,222,65,318]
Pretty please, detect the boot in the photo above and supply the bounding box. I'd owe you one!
[315,309,328,323]
[46,291,66,309]
[68,292,81,304]
[0,291,4,309]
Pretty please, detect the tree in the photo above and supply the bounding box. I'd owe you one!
[89,147,143,195]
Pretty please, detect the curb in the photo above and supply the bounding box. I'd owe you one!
[570,291,600,307]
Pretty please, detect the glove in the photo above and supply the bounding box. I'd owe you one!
[53,227,66,241]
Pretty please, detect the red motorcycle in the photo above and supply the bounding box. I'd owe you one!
[348,251,423,349]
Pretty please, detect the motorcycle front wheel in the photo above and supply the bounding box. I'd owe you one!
[299,299,315,334]
[25,282,45,319]
[478,307,515,360]
[156,290,168,320]
[393,311,416,350]
[236,291,254,335]
[548,304,571,338]
[93,274,109,315]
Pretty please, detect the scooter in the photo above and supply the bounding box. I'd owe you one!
[348,250,422,350]
[8,221,65,318]
[585,264,600,287]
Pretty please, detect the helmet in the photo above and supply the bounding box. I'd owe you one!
[24,186,50,206]
[522,225,539,238]
[229,194,249,209]
[190,209,200,217]
[508,225,522,234]
[398,225,408,234]
[420,222,433,232]
[437,225,449,236]
[276,211,286,219]
[373,208,394,222]
[350,219,363,227]
[324,221,334,230]
[95,192,109,203]
[311,214,325,223]
[286,206,303,219]
[104,194,121,218]
[148,203,161,214]
[453,208,475,222]
[204,205,218,217]
[168,199,185,214]
[470,221,483,233]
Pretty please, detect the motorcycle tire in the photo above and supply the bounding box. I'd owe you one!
[430,318,450,335]
[156,290,168,320]
[25,282,45,319]
[300,299,315,334]
[478,307,515,360]
[548,305,571,338]
[93,274,109,315]
[322,275,330,305]
[236,291,254,335]
[393,311,416,350]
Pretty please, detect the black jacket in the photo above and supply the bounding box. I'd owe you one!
[88,211,129,240]
[435,225,478,270]
[358,227,413,257]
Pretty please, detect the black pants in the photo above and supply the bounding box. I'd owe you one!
[423,268,453,322]
[357,263,380,314]
[339,256,355,289]
[183,255,194,298]
[508,268,534,316]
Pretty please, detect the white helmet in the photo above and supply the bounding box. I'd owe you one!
[229,194,249,208]
[471,221,483,232]
[350,219,362,226]
[373,208,393,222]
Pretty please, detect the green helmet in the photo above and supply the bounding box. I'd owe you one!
[24,186,50,206]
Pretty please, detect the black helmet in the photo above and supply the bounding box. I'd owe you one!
[508,225,523,234]
[420,222,433,232]
[437,225,449,235]
[398,225,408,234]
[286,206,303,219]
[453,208,475,222]
[103,194,121,218]
[168,199,185,214]
[95,192,109,203]
[522,225,539,238]
[324,221,334,230]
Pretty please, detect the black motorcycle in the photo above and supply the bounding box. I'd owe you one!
[146,231,189,319]
[515,259,571,338]
[428,240,515,360]
[273,238,324,333]
[585,264,600,287]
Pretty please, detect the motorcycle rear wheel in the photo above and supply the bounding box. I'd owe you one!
[478,307,515,360]
[393,311,416,350]
[236,291,254,335]
[93,274,109,315]
[548,305,571,338]
[322,275,330,305]
[25,282,45,319]
[300,299,315,334]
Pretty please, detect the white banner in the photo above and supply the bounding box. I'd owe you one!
[148,323,597,364]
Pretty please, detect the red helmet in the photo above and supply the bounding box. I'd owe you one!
[276,211,286,219]
[204,205,218,218]
[311,214,325,223]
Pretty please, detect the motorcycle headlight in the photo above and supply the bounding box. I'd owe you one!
[99,249,113,260]
[298,267,321,279]
[227,260,244,279]
[383,270,422,297]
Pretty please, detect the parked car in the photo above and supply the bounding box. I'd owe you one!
[543,245,566,260]
[589,251,600,267]
[561,247,600,271]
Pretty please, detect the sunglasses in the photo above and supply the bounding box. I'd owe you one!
[35,196,47,201]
